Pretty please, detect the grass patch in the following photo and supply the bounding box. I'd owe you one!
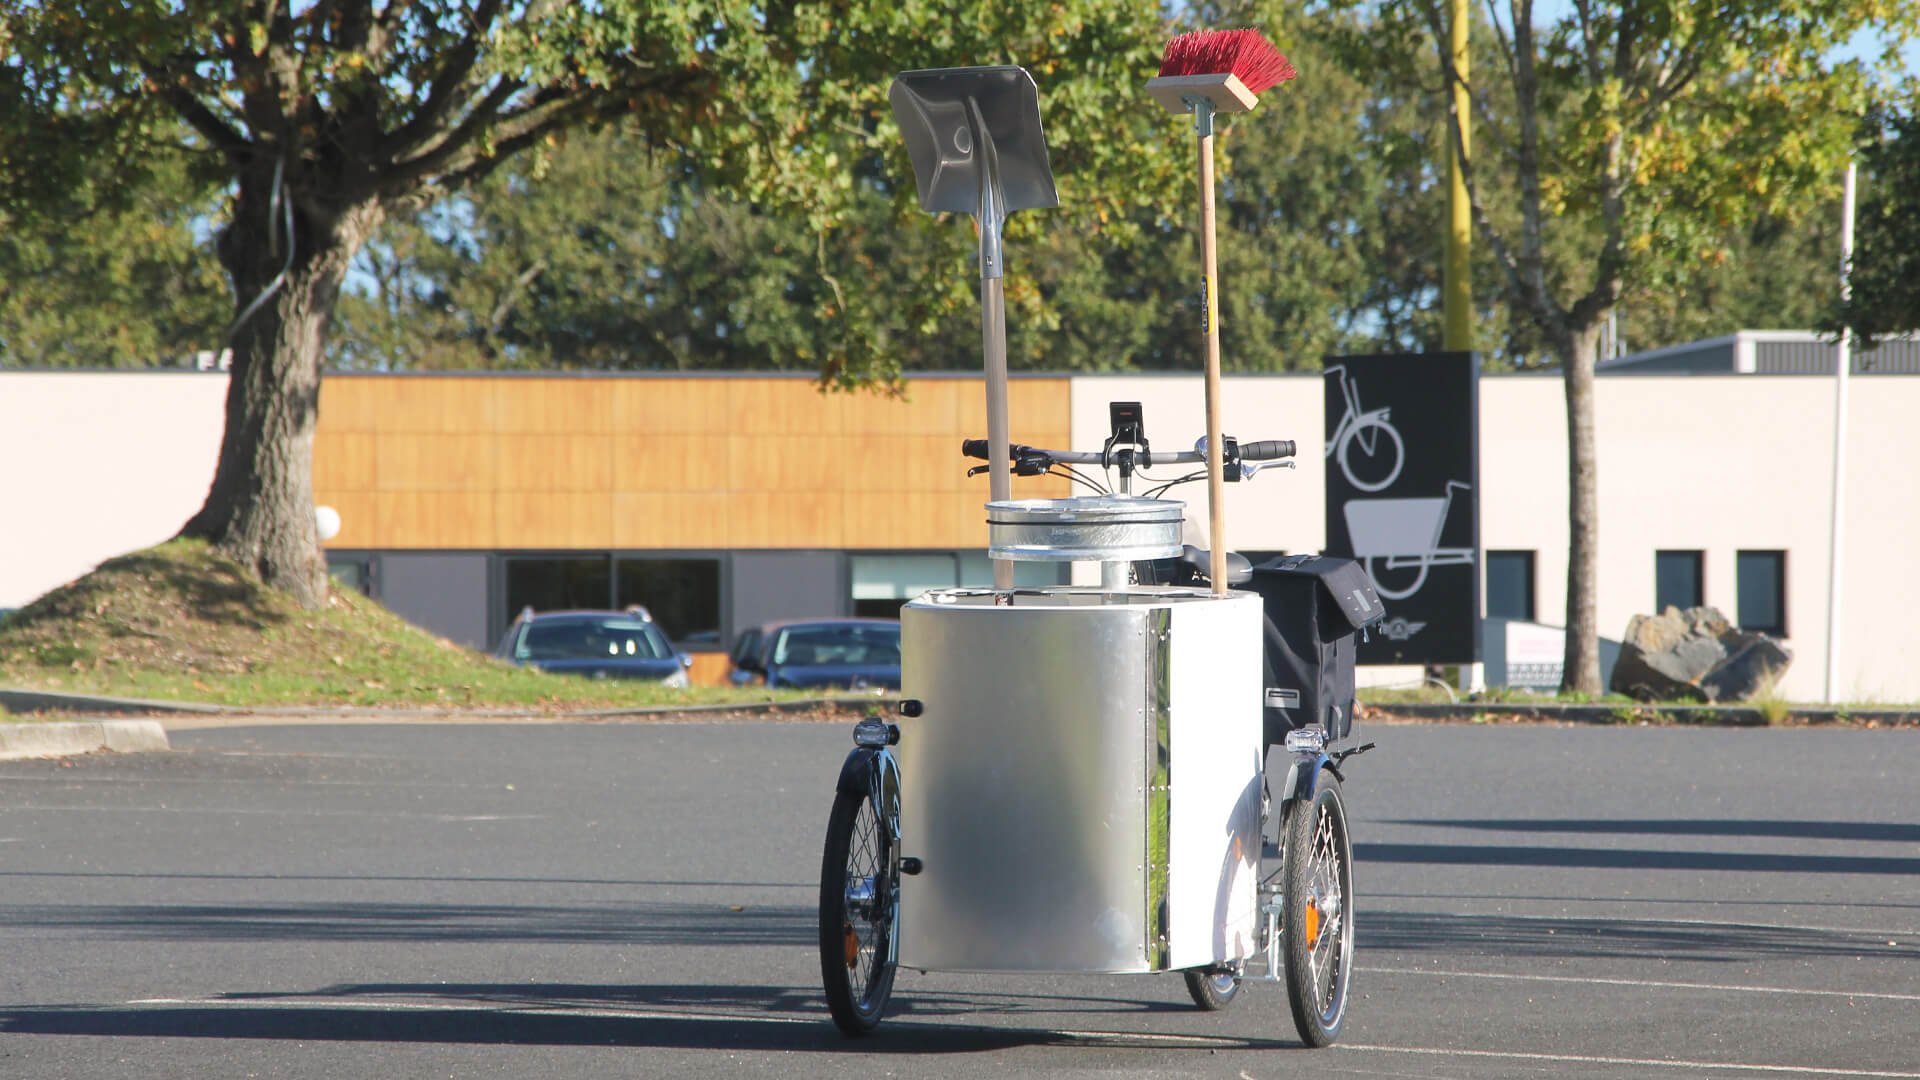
[0,539,822,711]
[1359,684,1640,707]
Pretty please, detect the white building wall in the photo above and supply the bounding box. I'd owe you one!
[0,372,226,608]
[1071,371,1920,703]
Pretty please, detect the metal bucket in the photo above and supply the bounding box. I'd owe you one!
[986,496,1184,562]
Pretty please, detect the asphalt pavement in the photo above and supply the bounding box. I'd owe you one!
[0,720,1915,1079]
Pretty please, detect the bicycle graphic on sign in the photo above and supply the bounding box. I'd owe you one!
[1324,364,1405,493]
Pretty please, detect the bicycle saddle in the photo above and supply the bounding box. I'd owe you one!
[1179,545,1253,587]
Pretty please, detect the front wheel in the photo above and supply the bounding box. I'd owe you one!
[818,786,897,1036]
[1282,773,1355,1047]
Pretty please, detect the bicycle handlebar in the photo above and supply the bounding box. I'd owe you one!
[961,438,1295,467]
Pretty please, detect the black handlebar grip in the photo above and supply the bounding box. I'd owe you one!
[1240,440,1296,461]
[961,439,990,460]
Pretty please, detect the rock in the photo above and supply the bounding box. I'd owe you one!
[1609,606,1793,702]
[1612,607,1718,701]
[1701,635,1794,702]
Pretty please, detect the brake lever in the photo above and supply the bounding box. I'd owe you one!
[1238,460,1295,480]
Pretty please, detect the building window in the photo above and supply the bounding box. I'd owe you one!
[1485,550,1535,621]
[1737,550,1787,636]
[326,553,375,596]
[616,557,723,650]
[851,554,958,618]
[505,555,612,619]
[849,553,1070,617]
[955,552,1070,590]
[1655,550,1703,613]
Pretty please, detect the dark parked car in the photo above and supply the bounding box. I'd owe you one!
[495,607,692,686]
[728,618,902,691]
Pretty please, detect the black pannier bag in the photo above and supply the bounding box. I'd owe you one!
[1247,554,1386,745]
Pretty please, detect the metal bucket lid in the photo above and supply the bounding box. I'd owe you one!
[985,496,1185,526]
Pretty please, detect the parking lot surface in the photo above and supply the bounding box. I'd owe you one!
[1,720,1915,1078]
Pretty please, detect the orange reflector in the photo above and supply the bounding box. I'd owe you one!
[1304,901,1322,944]
[843,924,859,969]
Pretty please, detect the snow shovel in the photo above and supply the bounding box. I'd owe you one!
[890,66,1059,588]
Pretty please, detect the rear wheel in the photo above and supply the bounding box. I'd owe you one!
[1182,968,1242,1010]
[1282,772,1354,1047]
[818,786,897,1036]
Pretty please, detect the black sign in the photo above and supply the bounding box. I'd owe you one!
[1321,353,1480,664]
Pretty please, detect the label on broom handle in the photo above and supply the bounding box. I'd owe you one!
[1201,274,1217,335]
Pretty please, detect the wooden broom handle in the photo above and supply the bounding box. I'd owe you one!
[1198,131,1228,596]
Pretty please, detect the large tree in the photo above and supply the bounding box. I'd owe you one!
[1,0,1187,606]
[1389,0,1913,691]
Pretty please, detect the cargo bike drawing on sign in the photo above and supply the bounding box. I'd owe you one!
[813,64,1385,1049]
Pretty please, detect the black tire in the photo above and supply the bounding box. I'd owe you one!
[1182,968,1242,1010]
[818,786,897,1036]
[1281,772,1354,1047]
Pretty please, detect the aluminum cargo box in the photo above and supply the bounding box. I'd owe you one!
[897,587,1262,974]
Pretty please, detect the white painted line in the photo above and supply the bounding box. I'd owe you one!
[1340,1043,1920,1078]
[1,806,541,822]
[1433,909,1920,941]
[1361,965,1920,1002]
[124,996,818,1025]
[0,772,475,788]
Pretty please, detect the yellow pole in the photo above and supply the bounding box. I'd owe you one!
[1443,0,1473,353]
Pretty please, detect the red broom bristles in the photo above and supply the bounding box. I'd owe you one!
[1156,29,1296,95]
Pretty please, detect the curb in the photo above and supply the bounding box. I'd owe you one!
[0,688,227,716]
[1369,702,1920,726]
[0,719,170,760]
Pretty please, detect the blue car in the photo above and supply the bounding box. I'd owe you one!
[495,608,692,687]
[728,618,901,691]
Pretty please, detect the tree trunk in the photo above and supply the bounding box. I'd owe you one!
[180,165,380,609]
[1560,321,1603,693]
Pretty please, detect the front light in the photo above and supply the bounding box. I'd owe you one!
[664,668,689,689]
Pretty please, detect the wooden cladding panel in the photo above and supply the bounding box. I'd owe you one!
[496,492,613,548]
[318,379,379,434]
[610,434,729,492]
[313,432,376,492]
[612,493,733,548]
[319,492,380,548]
[367,378,500,433]
[495,435,613,493]
[725,380,849,436]
[610,379,731,435]
[494,379,613,434]
[375,435,499,492]
[958,378,1071,439]
[314,376,1072,550]
[372,492,496,548]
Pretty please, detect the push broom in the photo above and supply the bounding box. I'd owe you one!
[1147,30,1295,595]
